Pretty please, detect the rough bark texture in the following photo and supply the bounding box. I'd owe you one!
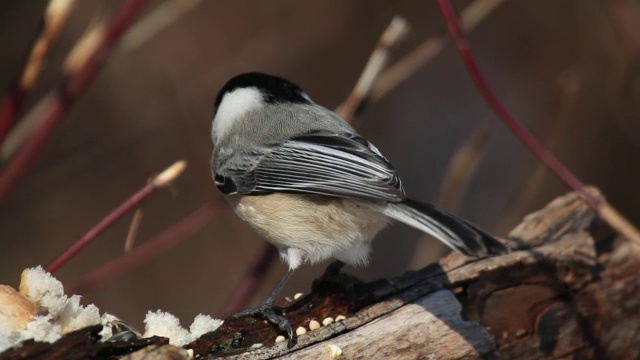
[2,188,639,359]
[188,188,640,359]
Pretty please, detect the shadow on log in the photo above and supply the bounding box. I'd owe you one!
[3,188,639,359]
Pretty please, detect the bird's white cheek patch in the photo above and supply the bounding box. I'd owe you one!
[211,87,264,144]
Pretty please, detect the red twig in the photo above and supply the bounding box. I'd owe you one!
[435,0,599,207]
[67,198,226,294]
[0,88,26,145]
[46,161,186,273]
[0,0,147,205]
[436,0,640,245]
[0,0,76,145]
[218,244,278,318]
[46,183,155,274]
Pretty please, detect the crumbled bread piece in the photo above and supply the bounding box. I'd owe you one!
[58,295,101,333]
[7,267,222,353]
[19,266,67,317]
[188,314,222,340]
[3,267,102,351]
[0,331,15,353]
[143,310,191,346]
[0,285,37,332]
[18,315,61,344]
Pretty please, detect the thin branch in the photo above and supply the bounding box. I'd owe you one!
[1,94,53,161]
[0,0,76,145]
[67,198,226,294]
[436,0,590,200]
[124,172,176,253]
[124,207,145,252]
[0,20,102,161]
[63,22,106,75]
[336,16,409,121]
[45,161,187,273]
[435,0,640,244]
[117,0,204,52]
[1,0,203,162]
[0,89,26,151]
[0,0,503,190]
[434,126,492,212]
[369,0,506,105]
[0,0,148,205]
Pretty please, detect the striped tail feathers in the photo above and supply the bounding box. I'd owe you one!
[383,199,509,257]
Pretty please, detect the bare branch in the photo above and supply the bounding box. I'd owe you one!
[45,161,187,273]
[435,0,640,245]
[0,0,148,205]
[336,16,409,121]
[0,0,76,145]
[67,199,226,294]
[370,0,507,104]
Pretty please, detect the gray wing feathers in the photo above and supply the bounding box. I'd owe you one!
[215,131,405,202]
[255,141,404,201]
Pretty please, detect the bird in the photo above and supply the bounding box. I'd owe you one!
[210,72,508,346]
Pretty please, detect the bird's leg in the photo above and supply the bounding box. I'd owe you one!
[263,266,296,307]
[322,260,346,277]
[312,260,367,297]
[229,268,297,347]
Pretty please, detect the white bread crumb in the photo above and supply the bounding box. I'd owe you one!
[0,285,37,332]
[143,311,223,346]
[0,267,103,352]
[2,267,223,353]
[143,310,191,346]
[0,337,13,353]
[188,314,222,340]
[18,315,61,344]
[20,266,67,317]
[57,295,101,333]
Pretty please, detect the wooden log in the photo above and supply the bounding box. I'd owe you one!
[3,188,639,359]
[197,188,638,359]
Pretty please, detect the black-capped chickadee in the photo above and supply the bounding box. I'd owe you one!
[211,72,507,345]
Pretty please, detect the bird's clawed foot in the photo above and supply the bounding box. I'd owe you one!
[229,304,297,348]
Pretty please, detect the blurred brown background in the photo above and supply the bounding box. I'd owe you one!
[1,0,639,330]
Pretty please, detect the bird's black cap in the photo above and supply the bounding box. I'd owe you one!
[214,72,311,111]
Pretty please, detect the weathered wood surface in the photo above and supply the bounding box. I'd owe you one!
[3,189,639,359]
[277,290,499,360]
[201,188,639,359]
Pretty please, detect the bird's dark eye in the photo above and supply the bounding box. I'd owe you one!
[215,173,238,194]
